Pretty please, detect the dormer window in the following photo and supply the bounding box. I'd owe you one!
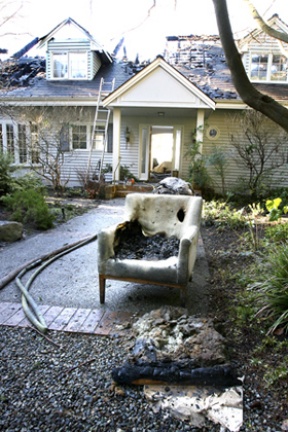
[249,52,288,82]
[52,51,88,79]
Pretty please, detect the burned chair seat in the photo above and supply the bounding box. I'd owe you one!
[97,193,203,304]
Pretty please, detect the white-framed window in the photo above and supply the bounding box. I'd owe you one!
[91,126,105,151]
[52,51,88,79]
[18,124,28,163]
[70,123,112,152]
[6,124,15,160]
[0,124,3,152]
[71,125,87,149]
[70,125,105,151]
[0,123,40,165]
[250,52,288,82]
[30,123,40,164]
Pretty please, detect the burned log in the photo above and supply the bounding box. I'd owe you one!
[112,361,242,388]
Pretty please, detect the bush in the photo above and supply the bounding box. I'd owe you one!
[203,199,246,229]
[265,222,288,244]
[252,244,288,334]
[0,152,15,196]
[2,188,54,230]
[120,165,138,181]
[13,173,45,194]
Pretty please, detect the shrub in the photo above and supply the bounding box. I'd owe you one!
[2,188,54,230]
[265,222,288,244]
[13,173,45,194]
[120,165,138,181]
[203,199,246,229]
[0,152,15,196]
[252,244,288,334]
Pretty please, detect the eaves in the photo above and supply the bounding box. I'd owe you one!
[0,97,102,107]
[215,99,288,109]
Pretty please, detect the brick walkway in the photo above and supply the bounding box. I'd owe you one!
[0,302,133,335]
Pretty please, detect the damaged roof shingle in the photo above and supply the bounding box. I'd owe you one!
[1,30,288,103]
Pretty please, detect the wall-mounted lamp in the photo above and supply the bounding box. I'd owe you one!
[158,112,165,117]
[125,127,131,144]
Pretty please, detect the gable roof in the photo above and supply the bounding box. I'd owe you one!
[237,14,288,51]
[103,56,215,110]
[0,61,133,105]
[2,15,288,106]
[38,17,112,64]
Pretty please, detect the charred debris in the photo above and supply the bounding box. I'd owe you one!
[0,34,238,99]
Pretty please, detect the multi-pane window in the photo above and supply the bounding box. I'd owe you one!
[71,125,87,149]
[271,55,288,81]
[71,124,112,152]
[91,126,105,151]
[53,53,68,78]
[0,125,2,152]
[69,53,87,78]
[30,124,40,164]
[250,53,288,82]
[52,52,87,79]
[18,124,27,163]
[0,123,39,165]
[6,124,15,161]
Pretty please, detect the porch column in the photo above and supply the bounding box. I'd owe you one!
[196,109,205,153]
[112,108,121,182]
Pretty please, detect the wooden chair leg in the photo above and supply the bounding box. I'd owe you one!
[180,285,188,307]
[99,275,106,304]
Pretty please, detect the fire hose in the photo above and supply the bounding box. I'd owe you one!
[2,233,98,333]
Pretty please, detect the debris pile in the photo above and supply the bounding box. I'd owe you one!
[153,177,193,195]
[0,58,45,89]
[113,306,243,431]
[113,220,179,260]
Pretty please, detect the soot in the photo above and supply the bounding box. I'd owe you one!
[113,220,180,260]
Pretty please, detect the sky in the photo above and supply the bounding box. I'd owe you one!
[0,0,287,61]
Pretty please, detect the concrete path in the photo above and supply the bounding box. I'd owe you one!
[0,197,211,332]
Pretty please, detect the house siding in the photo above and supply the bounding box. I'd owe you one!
[202,109,288,192]
[46,39,100,80]
[91,52,102,78]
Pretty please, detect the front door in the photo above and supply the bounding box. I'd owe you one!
[139,124,182,180]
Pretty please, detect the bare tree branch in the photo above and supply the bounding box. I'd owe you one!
[0,0,26,38]
[212,0,288,133]
[243,0,288,43]
[109,0,157,46]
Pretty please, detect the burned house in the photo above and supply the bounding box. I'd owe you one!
[0,15,287,192]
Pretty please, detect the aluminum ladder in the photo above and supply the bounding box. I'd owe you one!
[86,77,115,182]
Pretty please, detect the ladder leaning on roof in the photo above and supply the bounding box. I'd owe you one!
[86,77,115,184]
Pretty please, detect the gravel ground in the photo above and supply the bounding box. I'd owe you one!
[1,325,285,432]
[1,326,223,432]
[1,197,287,431]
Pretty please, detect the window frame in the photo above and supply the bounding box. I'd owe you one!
[51,51,88,80]
[0,122,40,166]
[70,123,113,153]
[249,52,288,83]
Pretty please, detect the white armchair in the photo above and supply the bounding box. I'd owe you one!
[97,193,203,304]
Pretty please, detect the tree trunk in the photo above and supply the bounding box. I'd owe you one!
[212,0,288,133]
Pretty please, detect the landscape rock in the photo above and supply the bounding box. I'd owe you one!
[0,221,23,242]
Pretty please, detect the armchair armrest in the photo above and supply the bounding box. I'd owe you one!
[177,225,199,284]
[97,222,123,273]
